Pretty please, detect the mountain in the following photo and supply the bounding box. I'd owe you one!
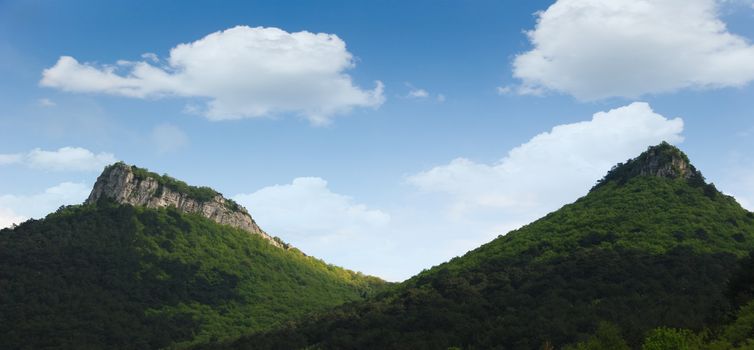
[87,162,284,248]
[210,142,754,349]
[0,163,387,349]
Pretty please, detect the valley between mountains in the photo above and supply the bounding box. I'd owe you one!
[3,143,754,349]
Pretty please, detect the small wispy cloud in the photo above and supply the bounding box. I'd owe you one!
[496,86,513,95]
[405,82,445,102]
[0,154,22,165]
[408,88,429,98]
[141,52,159,63]
[38,98,56,107]
[0,147,116,172]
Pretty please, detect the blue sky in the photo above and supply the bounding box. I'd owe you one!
[2,0,754,281]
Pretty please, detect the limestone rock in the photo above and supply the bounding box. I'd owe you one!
[86,162,285,249]
[635,142,695,180]
[593,141,706,190]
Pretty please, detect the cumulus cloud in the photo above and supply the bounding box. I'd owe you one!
[220,103,685,281]
[0,208,25,229]
[513,0,754,100]
[0,147,116,172]
[328,102,682,280]
[0,182,90,228]
[151,123,188,154]
[233,177,390,272]
[720,159,754,211]
[719,0,754,8]
[408,102,684,217]
[41,25,385,125]
[728,178,754,211]
[234,177,389,242]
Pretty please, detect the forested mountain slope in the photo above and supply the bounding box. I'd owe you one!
[211,143,754,350]
[0,165,386,349]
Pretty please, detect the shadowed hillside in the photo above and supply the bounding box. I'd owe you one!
[0,165,387,349]
[207,143,754,349]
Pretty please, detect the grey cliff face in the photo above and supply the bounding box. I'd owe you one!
[86,163,285,249]
[638,146,694,180]
[593,142,705,191]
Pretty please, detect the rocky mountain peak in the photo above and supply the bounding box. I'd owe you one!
[86,162,286,248]
[593,142,706,190]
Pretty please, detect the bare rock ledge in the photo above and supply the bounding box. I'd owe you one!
[86,162,285,249]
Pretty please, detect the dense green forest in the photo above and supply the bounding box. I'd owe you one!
[0,201,386,349]
[565,253,754,349]
[5,143,754,350]
[200,144,754,350]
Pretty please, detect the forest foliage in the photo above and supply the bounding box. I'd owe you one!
[6,144,754,350]
[0,201,386,349]
[202,146,754,350]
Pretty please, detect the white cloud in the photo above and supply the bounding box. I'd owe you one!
[41,25,385,125]
[0,207,25,229]
[0,182,90,228]
[719,0,754,8]
[496,86,513,95]
[408,88,429,98]
[720,158,754,211]
[729,179,754,210]
[513,0,754,100]
[234,177,389,242]
[234,176,511,281]
[151,124,188,154]
[27,147,116,171]
[0,154,22,165]
[225,102,687,281]
[38,98,56,107]
[141,52,159,63]
[405,83,446,102]
[408,102,684,218]
[0,147,117,172]
[233,177,391,274]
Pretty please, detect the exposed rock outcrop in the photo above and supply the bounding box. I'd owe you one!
[86,162,285,248]
[634,142,695,180]
[593,142,706,190]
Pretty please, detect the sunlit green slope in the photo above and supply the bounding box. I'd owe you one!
[216,143,754,350]
[0,201,385,349]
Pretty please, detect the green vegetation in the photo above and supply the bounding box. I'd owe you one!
[0,201,386,349]
[640,327,704,350]
[202,144,754,350]
[6,144,754,350]
[565,254,754,350]
[563,323,630,350]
